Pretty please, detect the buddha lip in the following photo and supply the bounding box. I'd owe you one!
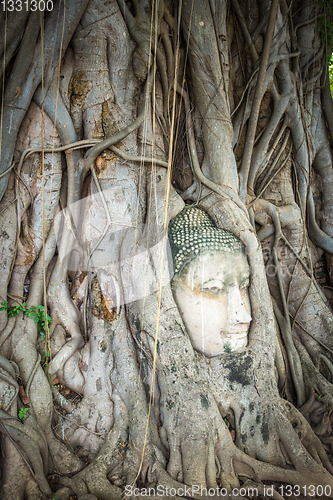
[224,327,248,336]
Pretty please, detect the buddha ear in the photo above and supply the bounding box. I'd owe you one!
[168,186,185,220]
[167,239,175,280]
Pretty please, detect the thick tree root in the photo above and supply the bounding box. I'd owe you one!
[0,437,50,499]
[46,428,84,475]
[56,420,128,500]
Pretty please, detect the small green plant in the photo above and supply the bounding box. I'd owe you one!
[52,494,58,500]
[223,343,232,353]
[18,407,29,420]
[0,301,51,338]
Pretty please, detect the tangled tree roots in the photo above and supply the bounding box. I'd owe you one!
[1,0,333,498]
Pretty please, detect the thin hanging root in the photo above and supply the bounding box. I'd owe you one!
[301,46,324,84]
[273,299,306,406]
[0,160,17,180]
[231,0,259,64]
[300,389,317,417]
[295,339,333,409]
[15,140,169,174]
[269,207,306,406]
[174,82,248,214]
[238,0,279,200]
[24,354,40,405]
[0,317,16,348]
[319,355,333,379]
[247,88,291,192]
[164,5,175,30]
[307,189,333,254]
[161,23,174,78]
[276,232,330,311]
[156,47,170,118]
[231,67,259,119]
[252,132,291,204]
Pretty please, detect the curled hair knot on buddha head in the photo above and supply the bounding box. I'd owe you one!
[169,206,244,284]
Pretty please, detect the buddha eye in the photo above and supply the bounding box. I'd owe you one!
[202,286,223,294]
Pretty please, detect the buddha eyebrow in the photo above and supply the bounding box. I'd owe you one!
[201,272,249,286]
[202,278,224,286]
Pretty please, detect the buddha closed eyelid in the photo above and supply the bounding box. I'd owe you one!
[202,279,224,289]
[202,286,223,295]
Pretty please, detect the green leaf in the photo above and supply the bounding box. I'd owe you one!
[18,407,29,420]
[1,301,52,327]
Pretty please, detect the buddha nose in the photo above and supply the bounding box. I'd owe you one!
[227,286,252,326]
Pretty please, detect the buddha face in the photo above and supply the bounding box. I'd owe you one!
[173,249,251,356]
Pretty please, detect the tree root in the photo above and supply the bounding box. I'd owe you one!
[0,444,45,500]
[56,314,114,459]
[56,412,128,500]
[283,401,333,472]
[0,422,51,497]
[233,446,333,496]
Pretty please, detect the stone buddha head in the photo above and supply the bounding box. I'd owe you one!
[169,206,252,356]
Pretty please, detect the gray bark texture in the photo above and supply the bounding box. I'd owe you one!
[0,0,333,498]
